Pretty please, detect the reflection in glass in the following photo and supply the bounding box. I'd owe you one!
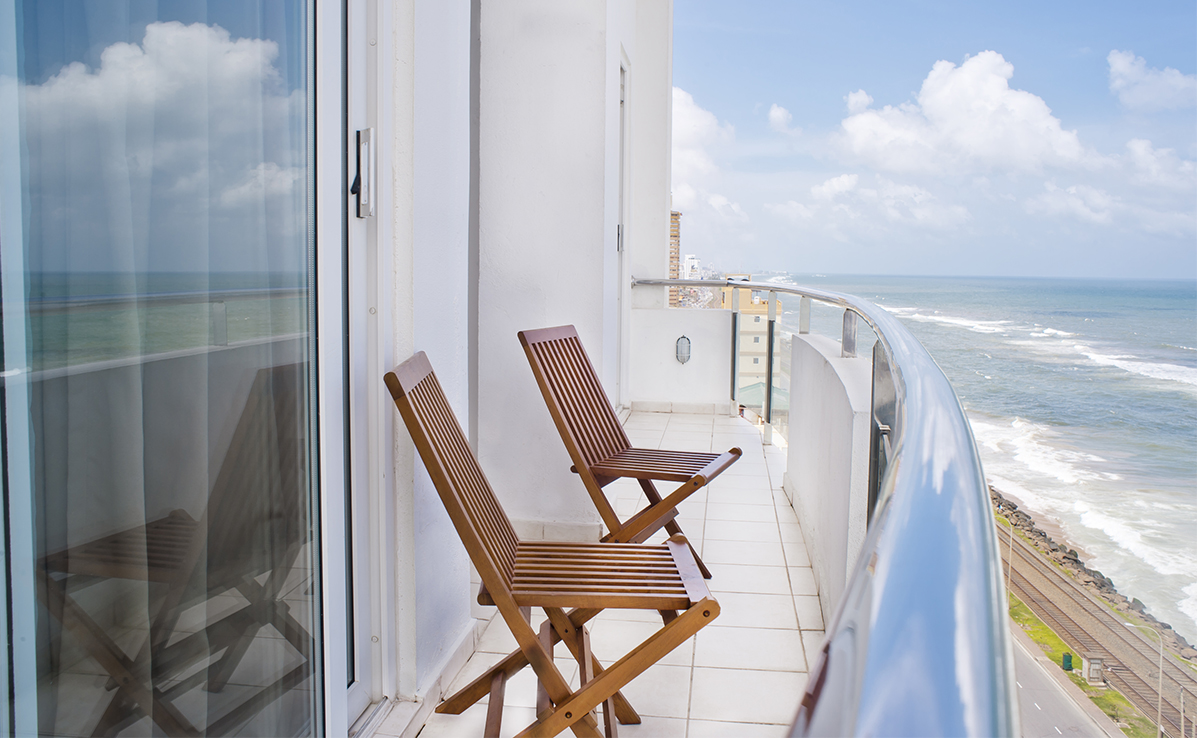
[2,2,320,734]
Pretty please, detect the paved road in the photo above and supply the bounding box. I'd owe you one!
[1014,631,1113,737]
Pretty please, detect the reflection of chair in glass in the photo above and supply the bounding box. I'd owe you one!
[37,364,313,737]
[386,352,719,737]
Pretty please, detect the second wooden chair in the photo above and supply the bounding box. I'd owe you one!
[518,325,742,578]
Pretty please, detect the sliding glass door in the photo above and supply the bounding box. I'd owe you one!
[0,2,338,734]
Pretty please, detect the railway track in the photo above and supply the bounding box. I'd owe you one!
[998,525,1197,738]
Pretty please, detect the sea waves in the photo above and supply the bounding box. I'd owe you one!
[882,305,1197,389]
[1077,345,1197,387]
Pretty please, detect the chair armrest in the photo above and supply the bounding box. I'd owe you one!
[690,448,742,487]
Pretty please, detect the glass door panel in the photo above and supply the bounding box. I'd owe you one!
[1,2,324,734]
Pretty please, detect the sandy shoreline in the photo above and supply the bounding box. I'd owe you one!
[990,483,1094,563]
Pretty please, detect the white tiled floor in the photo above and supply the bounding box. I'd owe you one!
[409,411,824,738]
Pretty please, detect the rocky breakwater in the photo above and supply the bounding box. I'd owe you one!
[990,486,1197,663]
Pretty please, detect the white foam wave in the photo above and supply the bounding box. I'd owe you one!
[970,416,1117,486]
[1077,345,1197,386]
[897,310,1012,334]
[1182,584,1197,632]
[1028,327,1076,337]
[1166,344,1196,352]
[1076,506,1197,579]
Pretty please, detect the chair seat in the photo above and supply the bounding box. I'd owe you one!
[591,447,731,482]
[42,510,199,583]
[512,540,707,610]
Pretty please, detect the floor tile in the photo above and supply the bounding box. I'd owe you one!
[707,564,791,595]
[782,542,810,567]
[476,616,519,654]
[688,719,792,737]
[706,485,776,505]
[615,715,688,737]
[701,539,785,567]
[778,523,805,543]
[614,662,692,719]
[788,567,819,596]
[417,702,539,738]
[591,619,695,667]
[793,595,824,631]
[694,626,806,672]
[707,592,799,630]
[704,520,781,543]
[801,631,826,666]
[688,668,807,724]
[706,502,777,523]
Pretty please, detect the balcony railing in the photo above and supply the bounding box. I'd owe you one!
[633,277,1017,737]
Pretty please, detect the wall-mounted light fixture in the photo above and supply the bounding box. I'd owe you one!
[676,335,691,364]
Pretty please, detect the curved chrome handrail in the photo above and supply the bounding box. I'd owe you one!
[633,277,1017,737]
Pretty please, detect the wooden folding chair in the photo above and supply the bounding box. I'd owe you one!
[386,352,719,738]
[518,325,742,578]
[38,364,314,737]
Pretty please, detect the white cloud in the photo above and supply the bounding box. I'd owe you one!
[671,87,750,229]
[811,173,859,200]
[220,162,303,207]
[1108,50,1197,112]
[845,89,873,115]
[672,87,733,186]
[763,200,815,222]
[837,51,1093,174]
[768,103,799,135]
[1124,139,1196,189]
[707,193,749,221]
[1027,182,1115,224]
[765,174,969,233]
[21,21,307,272]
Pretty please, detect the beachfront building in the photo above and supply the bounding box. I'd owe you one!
[0,2,1014,736]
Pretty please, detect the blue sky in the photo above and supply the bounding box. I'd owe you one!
[670,0,1197,278]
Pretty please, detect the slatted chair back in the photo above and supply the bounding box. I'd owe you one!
[519,324,630,479]
[384,352,519,594]
[203,363,309,588]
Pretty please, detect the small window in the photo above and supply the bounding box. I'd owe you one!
[753,357,760,364]
[754,316,761,323]
[753,336,760,343]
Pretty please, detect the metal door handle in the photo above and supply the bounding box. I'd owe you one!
[356,128,374,218]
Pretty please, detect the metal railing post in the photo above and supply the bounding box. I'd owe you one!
[799,296,811,334]
[764,291,776,445]
[730,286,740,416]
[841,309,857,358]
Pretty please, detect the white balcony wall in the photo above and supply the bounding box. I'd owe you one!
[384,0,475,707]
[629,307,732,413]
[476,0,673,539]
[409,0,475,692]
[783,334,872,626]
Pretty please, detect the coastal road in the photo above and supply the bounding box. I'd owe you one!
[1013,625,1119,737]
[999,524,1197,737]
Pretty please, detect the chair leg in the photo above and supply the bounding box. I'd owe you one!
[637,480,712,578]
[542,609,640,726]
[518,599,718,738]
[439,608,595,714]
[485,671,507,738]
[536,621,553,717]
[38,574,201,737]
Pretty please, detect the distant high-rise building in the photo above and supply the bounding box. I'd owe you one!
[669,210,681,306]
[683,254,700,280]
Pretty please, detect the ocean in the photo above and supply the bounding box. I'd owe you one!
[766,274,1197,644]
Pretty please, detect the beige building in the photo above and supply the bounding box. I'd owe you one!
[719,276,782,403]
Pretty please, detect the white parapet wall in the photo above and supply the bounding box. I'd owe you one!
[783,334,872,627]
[629,307,732,414]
